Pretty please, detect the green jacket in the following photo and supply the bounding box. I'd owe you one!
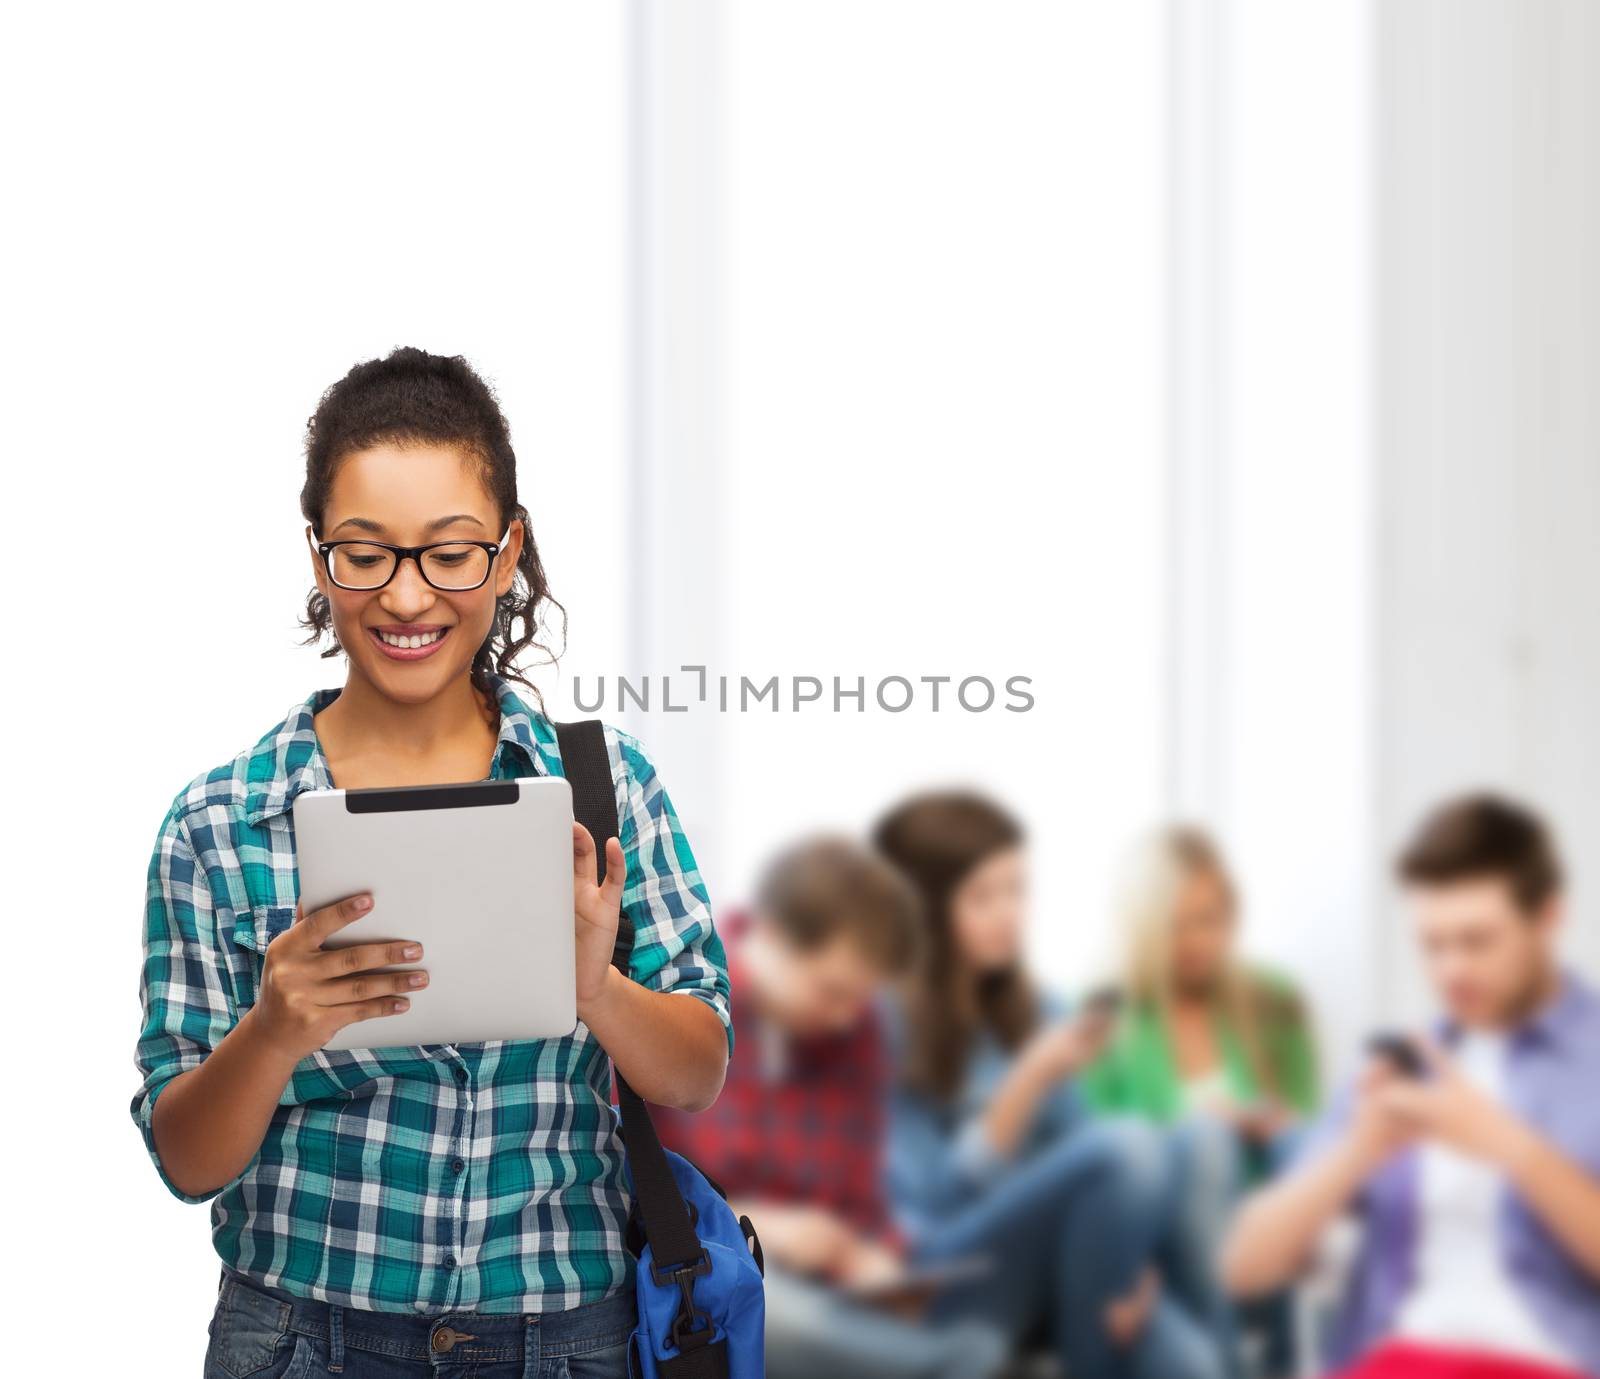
[1078,966,1319,1124]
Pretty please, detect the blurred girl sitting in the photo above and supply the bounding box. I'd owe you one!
[874,791,1229,1379]
[1080,824,1320,1378]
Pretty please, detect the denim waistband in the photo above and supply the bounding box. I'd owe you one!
[217,1263,637,1366]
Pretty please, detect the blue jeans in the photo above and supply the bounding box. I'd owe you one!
[204,1264,634,1379]
[916,1119,1228,1379]
[1156,1116,1251,1379]
[1166,1115,1307,1379]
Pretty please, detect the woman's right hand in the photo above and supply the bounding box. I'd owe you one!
[252,893,428,1062]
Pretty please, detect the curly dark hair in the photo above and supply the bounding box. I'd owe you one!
[296,347,566,708]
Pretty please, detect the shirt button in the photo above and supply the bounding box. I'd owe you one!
[451,1157,465,1175]
[443,1253,457,1270]
[453,1066,468,1083]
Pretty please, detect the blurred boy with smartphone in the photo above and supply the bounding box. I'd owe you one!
[1222,793,1600,1379]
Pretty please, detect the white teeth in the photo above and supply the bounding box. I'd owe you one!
[378,629,445,649]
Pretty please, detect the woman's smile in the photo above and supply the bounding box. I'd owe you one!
[368,622,453,660]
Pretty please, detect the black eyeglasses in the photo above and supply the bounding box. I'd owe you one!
[312,527,512,592]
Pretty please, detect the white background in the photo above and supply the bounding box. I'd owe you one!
[2,2,1596,1373]
[4,3,633,1366]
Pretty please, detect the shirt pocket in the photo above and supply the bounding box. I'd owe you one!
[236,903,296,956]
[229,904,297,1013]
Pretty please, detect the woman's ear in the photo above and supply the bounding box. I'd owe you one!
[494,514,526,597]
[305,525,329,597]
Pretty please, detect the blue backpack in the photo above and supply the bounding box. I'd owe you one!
[555,720,766,1379]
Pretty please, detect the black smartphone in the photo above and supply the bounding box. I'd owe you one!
[1366,1031,1426,1078]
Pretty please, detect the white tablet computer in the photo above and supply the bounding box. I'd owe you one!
[291,776,576,1049]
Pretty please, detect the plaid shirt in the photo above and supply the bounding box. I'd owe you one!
[130,670,732,1314]
[653,922,900,1246]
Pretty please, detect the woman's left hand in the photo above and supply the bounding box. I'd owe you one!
[567,820,726,1109]
[572,822,628,1009]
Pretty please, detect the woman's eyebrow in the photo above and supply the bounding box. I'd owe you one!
[328,513,488,536]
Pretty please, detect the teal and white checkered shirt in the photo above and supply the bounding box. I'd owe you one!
[131,671,732,1313]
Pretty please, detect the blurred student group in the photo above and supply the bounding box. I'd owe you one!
[654,787,1600,1379]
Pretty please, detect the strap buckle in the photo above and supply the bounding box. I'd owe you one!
[653,1249,714,1351]
[649,1246,711,1289]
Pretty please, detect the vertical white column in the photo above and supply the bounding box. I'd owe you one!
[1167,0,1377,1061]
[624,0,727,882]
[1165,0,1233,822]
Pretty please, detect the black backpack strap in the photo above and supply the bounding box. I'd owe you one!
[555,717,635,973]
[553,719,716,1353]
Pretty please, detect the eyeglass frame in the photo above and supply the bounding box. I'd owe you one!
[309,525,514,592]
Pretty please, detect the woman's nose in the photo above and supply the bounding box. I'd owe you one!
[383,556,437,607]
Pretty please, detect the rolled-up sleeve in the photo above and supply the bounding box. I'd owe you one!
[1281,1074,1377,1212]
[612,729,734,1055]
[129,800,247,1203]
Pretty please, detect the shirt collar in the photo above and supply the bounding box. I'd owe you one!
[1514,966,1595,1050]
[1434,966,1595,1053]
[243,670,557,826]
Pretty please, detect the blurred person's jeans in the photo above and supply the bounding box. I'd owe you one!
[916,1118,1229,1379]
[763,1264,1008,1379]
[1166,1115,1309,1379]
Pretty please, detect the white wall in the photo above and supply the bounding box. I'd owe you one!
[718,1,1171,997]
[623,0,1173,993]
[1181,0,1600,1052]
[1374,0,1600,1016]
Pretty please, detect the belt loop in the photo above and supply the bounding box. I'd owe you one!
[327,1300,345,1373]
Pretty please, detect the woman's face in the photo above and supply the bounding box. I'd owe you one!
[308,442,523,703]
[949,845,1027,974]
[1170,866,1236,994]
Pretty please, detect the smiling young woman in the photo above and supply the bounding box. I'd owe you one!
[131,347,732,1379]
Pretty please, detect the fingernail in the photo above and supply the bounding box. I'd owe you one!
[393,998,409,1011]
[408,972,427,987]
[402,945,421,959]
[353,896,373,912]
